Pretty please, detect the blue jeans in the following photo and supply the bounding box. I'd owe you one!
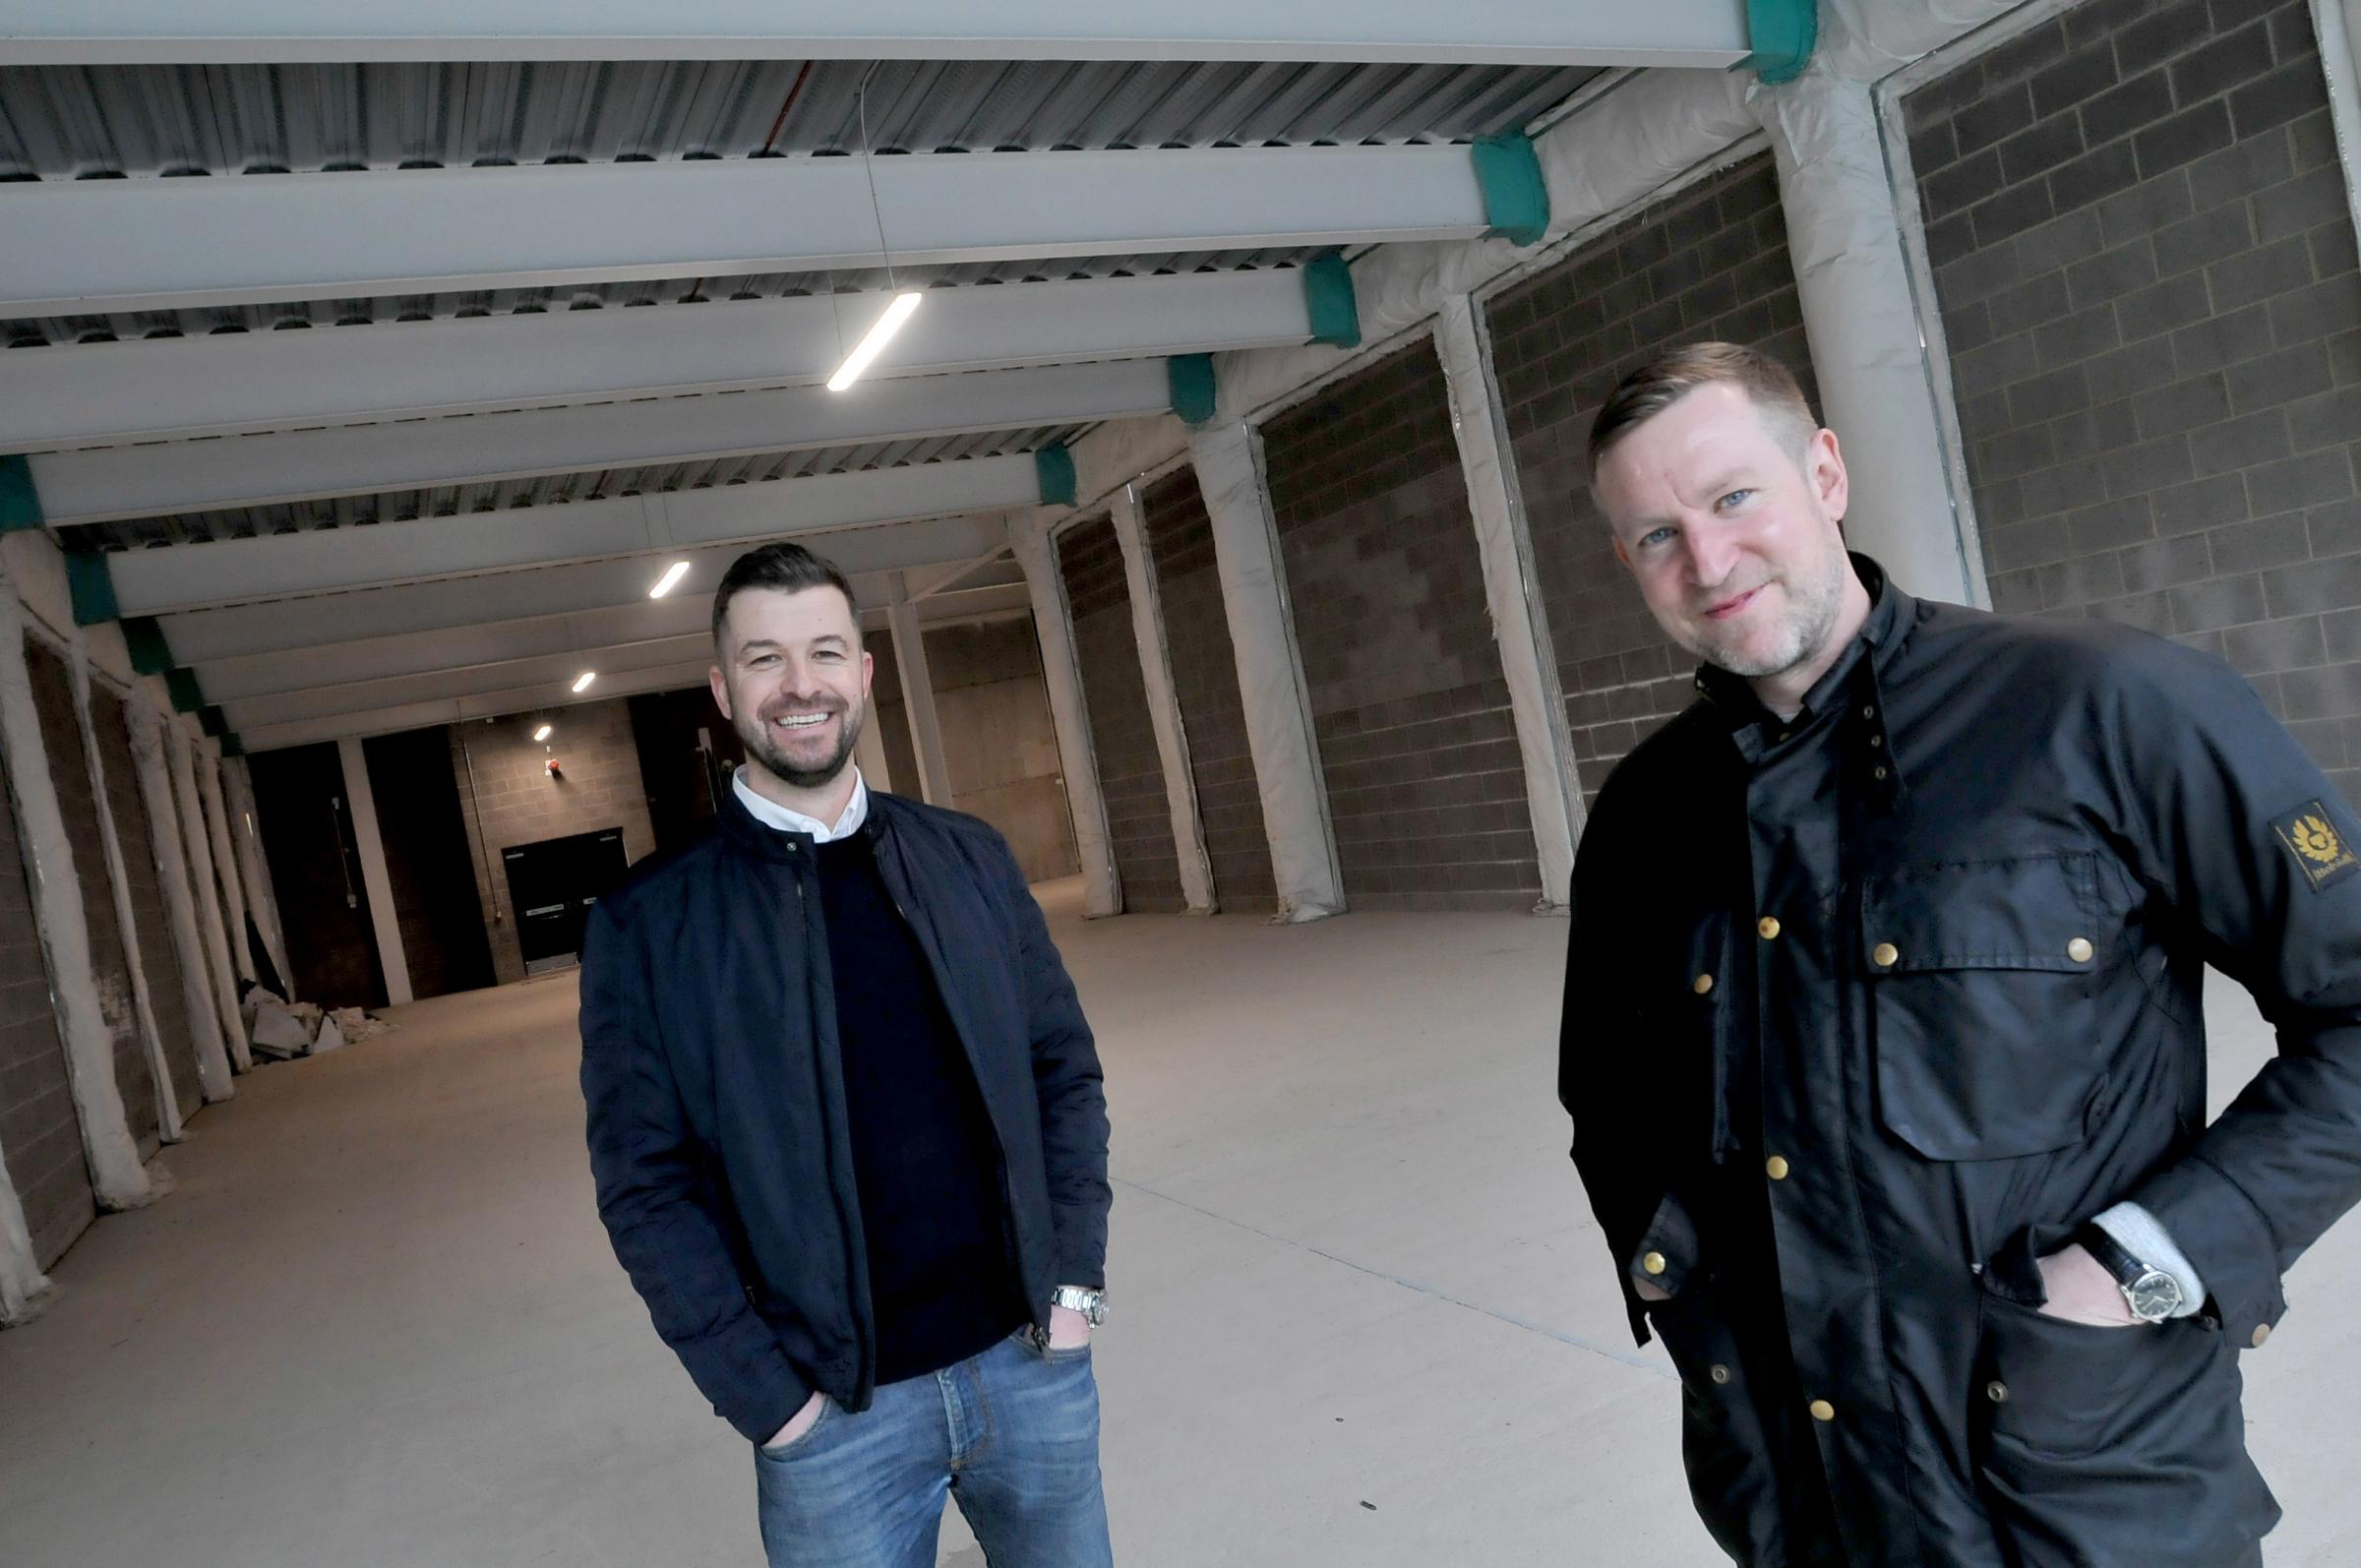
[754,1331,1113,1568]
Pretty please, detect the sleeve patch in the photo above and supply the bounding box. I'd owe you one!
[2270,801,2360,891]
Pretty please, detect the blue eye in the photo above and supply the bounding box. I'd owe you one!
[1717,489,1753,511]
[1640,526,1676,549]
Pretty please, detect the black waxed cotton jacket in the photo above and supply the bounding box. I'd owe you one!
[1561,557,2361,1567]
[580,788,1111,1443]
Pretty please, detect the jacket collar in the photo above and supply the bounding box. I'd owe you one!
[720,776,900,864]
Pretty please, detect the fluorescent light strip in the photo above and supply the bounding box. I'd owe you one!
[571,672,596,694]
[648,560,692,599]
[532,724,552,742]
[826,291,923,392]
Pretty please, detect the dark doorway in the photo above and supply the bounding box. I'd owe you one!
[630,686,746,856]
[364,728,496,999]
[502,827,630,973]
[248,743,388,1009]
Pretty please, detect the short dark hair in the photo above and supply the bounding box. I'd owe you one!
[711,540,862,645]
[1587,342,1818,479]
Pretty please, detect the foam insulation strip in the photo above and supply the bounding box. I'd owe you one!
[222,756,294,1000]
[71,644,184,1143]
[2312,2,2361,260]
[196,745,256,987]
[0,581,153,1208]
[167,719,249,1071]
[1185,422,1345,922]
[1109,483,1216,914]
[126,701,233,1100]
[1008,514,1120,918]
[1433,296,1583,909]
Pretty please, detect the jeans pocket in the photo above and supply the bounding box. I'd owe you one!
[1011,1326,1094,1365]
[755,1398,835,1462]
[1975,1289,2278,1565]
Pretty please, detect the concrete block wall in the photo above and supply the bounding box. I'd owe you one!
[0,733,94,1269]
[449,700,656,986]
[924,618,1080,884]
[1143,467,1279,914]
[1485,153,1820,807]
[1058,513,1186,912]
[90,684,201,1125]
[1907,0,2361,805]
[1261,339,1543,911]
[24,636,155,1153]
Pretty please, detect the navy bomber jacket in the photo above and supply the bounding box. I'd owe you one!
[580,787,1111,1441]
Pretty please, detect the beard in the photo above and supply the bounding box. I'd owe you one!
[1686,546,1848,682]
[736,694,864,791]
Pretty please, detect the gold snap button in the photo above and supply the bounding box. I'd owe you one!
[1710,1363,1732,1385]
[1641,1251,1667,1276]
[1757,916,1781,940]
[1986,1381,2009,1404]
[1777,731,1790,744]
[1809,1399,1835,1422]
[1765,1155,1790,1180]
[2252,1323,2271,1349]
[2067,936,2093,963]
[1692,973,1715,995]
[1871,941,1899,968]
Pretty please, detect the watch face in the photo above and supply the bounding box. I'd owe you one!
[2127,1268,2184,1321]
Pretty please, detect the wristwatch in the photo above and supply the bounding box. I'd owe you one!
[2074,1224,2185,1323]
[1050,1284,1108,1327]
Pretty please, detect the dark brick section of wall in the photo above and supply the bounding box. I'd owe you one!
[0,727,95,1268]
[1143,467,1278,914]
[25,638,155,1152]
[451,700,655,985]
[365,728,497,1000]
[250,742,388,1008]
[91,686,201,1126]
[1261,340,1542,911]
[1487,154,1820,807]
[1059,514,1185,912]
[1909,0,2361,804]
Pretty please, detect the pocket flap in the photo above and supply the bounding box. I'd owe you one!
[1861,853,2103,973]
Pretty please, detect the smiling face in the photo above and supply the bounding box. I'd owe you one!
[709,583,873,798]
[1594,381,1856,690]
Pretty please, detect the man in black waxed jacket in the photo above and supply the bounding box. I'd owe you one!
[1559,343,2361,1567]
[582,541,1114,1568]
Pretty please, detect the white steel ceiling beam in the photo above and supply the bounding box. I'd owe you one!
[238,658,722,754]
[100,456,1038,615]
[0,3,1751,67]
[219,633,713,732]
[1,271,1318,452]
[34,359,1160,526]
[0,145,1490,319]
[151,512,1013,663]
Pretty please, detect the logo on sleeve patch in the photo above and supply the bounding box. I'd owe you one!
[2271,802,2360,891]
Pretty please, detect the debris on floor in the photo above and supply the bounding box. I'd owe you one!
[240,987,394,1058]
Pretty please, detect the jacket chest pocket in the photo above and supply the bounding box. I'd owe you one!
[1860,853,2108,1162]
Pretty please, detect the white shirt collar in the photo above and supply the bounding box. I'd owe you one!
[732,765,870,843]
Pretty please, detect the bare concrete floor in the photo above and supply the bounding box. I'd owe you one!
[2,877,2356,1566]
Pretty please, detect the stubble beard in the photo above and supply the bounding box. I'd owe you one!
[739,697,864,792]
[1688,546,1847,683]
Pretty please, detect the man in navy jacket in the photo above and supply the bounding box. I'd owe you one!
[581,540,1114,1567]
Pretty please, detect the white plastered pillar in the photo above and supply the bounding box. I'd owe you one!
[2312,3,2361,246]
[0,581,154,1209]
[1752,65,1982,608]
[336,736,411,1007]
[1434,294,1585,908]
[1108,482,1216,914]
[221,756,293,998]
[70,645,183,1143]
[196,745,254,987]
[127,702,232,1102]
[883,573,955,809]
[852,704,894,794]
[1008,515,1120,917]
[167,719,248,1069]
[1185,421,1344,922]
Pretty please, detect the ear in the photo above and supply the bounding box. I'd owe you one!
[708,663,732,719]
[1809,426,1848,521]
[860,648,875,699]
[1610,534,1633,569]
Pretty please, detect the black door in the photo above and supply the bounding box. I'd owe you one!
[503,826,630,970]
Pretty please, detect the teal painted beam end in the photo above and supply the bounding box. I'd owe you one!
[1741,0,1818,84]
[120,617,175,676]
[1472,133,1548,248]
[1168,354,1217,427]
[65,550,121,626]
[219,734,246,757]
[198,705,229,739]
[164,667,206,714]
[1302,253,1361,349]
[1034,444,1078,509]
[0,455,40,532]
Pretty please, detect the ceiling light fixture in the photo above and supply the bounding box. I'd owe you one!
[648,560,692,598]
[572,672,596,694]
[532,723,553,742]
[826,291,922,392]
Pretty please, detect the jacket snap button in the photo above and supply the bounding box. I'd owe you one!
[1765,1155,1790,1180]
[1710,1363,1732,1384]
[1757,916,1781,940]
[1642,1251,1668,1276]
[1986,1381,2009,1404]
[2067,936,2092,962]
[1873,765,1889,780]
[1692,973,1715,995]
[1871,942,1899,968]
[2252,1323,2271,1348]
[1809,1399,1835,1422]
